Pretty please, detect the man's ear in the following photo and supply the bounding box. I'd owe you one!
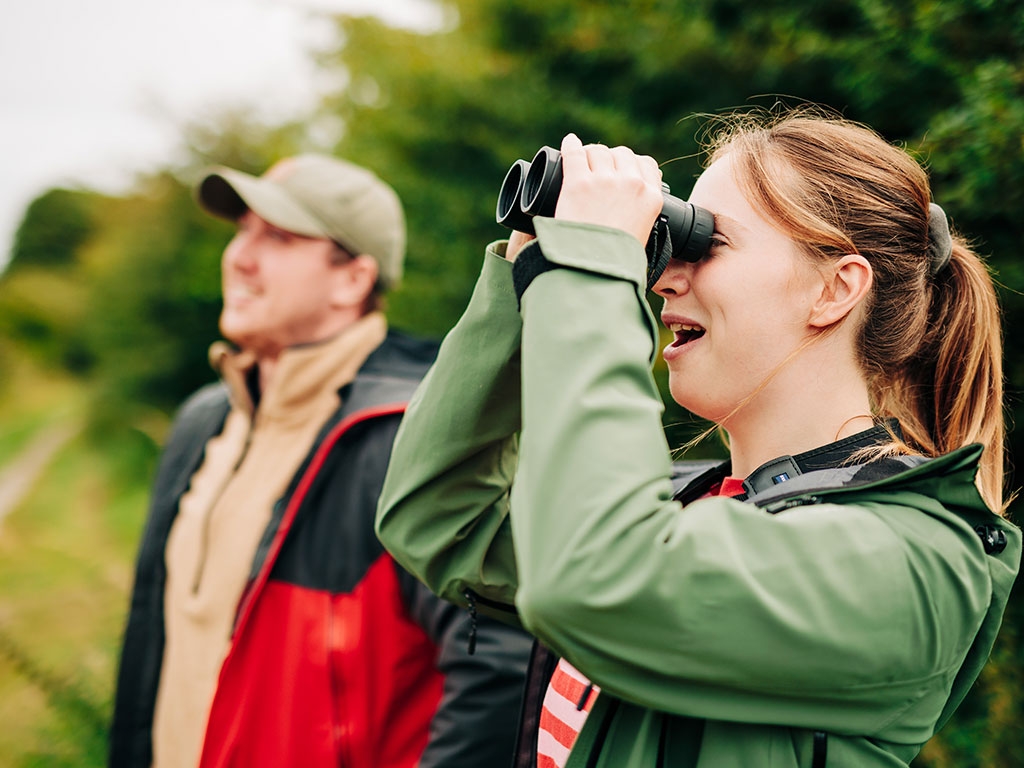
[329,254,379,309]
[808,254,873,329]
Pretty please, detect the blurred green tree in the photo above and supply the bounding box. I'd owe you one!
[8,188,94,271]
[80,173,227,423]
[0,188,98,372]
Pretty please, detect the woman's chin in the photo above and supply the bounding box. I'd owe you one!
[668,391,725,424]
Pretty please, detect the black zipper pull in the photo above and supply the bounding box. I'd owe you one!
[812,731,828,767]
[763,495,822,514]
[463,589,478,655]
[576,682,594,711]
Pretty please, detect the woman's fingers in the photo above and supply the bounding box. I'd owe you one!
[637,152,663,185]
[559,133,588,179]
[584,143,616,174]
[505,230,535,263]
[554,134,664,244]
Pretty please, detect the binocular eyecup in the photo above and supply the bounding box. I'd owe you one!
[496,145,714,263]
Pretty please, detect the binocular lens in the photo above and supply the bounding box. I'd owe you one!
[496,159,535,234]
[522,146,562,218]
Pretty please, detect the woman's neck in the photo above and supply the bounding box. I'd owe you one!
[722,355,873,479]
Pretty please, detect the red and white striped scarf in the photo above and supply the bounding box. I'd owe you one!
[537,658,598,768]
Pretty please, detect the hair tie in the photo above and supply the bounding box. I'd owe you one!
[928,202,952,276]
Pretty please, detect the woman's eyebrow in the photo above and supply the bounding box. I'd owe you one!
[712,213,746,234]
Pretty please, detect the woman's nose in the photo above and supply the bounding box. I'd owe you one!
[652,259,691,297]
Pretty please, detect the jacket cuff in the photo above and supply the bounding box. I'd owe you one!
[510,219,649,305]
[511,242,555,305]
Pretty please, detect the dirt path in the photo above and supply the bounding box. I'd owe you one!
[0,423,79,528]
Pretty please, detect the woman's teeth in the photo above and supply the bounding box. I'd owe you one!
[667,322,705,346]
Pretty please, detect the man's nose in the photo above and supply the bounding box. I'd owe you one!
[223,232,258,271]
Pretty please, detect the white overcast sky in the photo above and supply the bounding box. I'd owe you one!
[0,0,443,269]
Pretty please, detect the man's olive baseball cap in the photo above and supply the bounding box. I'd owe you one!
[196,154,405,289]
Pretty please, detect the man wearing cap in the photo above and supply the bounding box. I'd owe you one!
[109,155,532,768]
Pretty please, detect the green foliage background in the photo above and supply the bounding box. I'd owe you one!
[1,0,1022,765]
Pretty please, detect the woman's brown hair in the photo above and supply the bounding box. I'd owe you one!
[704,108,1006,512]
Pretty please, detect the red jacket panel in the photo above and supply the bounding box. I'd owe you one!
[200,556,443,768]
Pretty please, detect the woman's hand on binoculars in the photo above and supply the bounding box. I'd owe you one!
[555,133,664,246]
[505,229,535,263]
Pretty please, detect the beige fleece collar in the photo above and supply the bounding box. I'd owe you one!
[209,312,388,423]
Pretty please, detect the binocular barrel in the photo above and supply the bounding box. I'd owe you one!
[496,145,714,262]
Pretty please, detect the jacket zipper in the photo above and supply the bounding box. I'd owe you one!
[328,596,348,763]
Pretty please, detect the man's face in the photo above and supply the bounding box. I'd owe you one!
[219,210,343,358]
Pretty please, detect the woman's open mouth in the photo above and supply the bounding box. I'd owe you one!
[667,322,706,347]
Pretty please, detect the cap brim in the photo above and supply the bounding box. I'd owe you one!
[197,168,331,239]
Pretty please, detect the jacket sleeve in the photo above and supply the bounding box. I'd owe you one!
[509,217,997,740]
[110,383,230,768]
[376,244,523,616]
[396,568,533,768]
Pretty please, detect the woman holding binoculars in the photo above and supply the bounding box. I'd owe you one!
[375,109,1020,767]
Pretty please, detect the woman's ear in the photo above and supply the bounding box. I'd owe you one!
[808,254,873,329]
[329,253,379,310]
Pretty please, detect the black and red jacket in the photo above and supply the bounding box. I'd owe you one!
[110,331,533,768]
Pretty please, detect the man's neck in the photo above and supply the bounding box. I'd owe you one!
[244,312,385,399]
[256,355,279,394]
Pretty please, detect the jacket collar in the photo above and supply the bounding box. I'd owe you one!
[672,421,906,504]
[741,420,902,497]
[209,312,388,424]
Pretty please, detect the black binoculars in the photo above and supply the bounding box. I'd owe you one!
[496,145,715,262]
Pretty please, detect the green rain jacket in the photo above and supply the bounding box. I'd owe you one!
[376,218,1021,767]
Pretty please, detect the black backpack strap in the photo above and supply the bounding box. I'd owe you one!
[813,731,828,767]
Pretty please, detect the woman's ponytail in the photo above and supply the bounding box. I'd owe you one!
[914,237,1005,511]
